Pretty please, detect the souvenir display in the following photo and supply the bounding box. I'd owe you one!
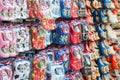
[0,0,120,80]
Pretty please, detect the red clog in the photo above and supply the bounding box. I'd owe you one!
[110,54,119,69]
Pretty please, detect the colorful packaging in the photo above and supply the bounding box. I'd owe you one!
[81,54,92,76]
[55,21,70,44]
[55,47,69,72]
[46,49,55,73]
[69,20,81,43]
[13,25,31,52]
[32,54,46,80]
[77,0,86,17]
[0,64,13,80]
[39,0,52,19]
[31,25,46,50]
[50,0,61,18]
[70,0,78,18]
[69,45,83,70]
[13,57,31,80]
[14,0,28,19]
[50,61,65,80]
[60,0,71,18]
[0,27,17,58]
[0,0,14,20]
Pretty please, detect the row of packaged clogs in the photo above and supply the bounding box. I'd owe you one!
[91,0,120,80]
[0,43,120,80]
[0,0,120,21]
[0,18,119,58]
[0,0,86,20]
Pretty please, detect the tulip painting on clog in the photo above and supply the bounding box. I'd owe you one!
[0,0,15,21]
[0,8,9,20]
[14,0,28,19]
[29,7,35,18]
